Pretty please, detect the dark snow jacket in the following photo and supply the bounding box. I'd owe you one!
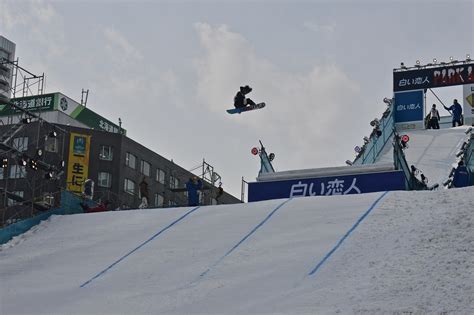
[452,166,470,188]
[186,179,203,206]
[444,103,463,121]
[234,91,245,108]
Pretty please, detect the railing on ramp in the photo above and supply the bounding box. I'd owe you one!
[353,105,394,165]
[392,131,429,191]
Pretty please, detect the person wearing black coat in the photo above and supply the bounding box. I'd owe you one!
[234,85,256,109]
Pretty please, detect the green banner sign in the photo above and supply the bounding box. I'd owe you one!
[0,93,56,116]
[0,92,126,135]
[55,94,125,135]
[72,106,123,134]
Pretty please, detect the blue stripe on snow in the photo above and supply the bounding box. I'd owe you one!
[308,191,390,276]
[199,198,292,279]
[80,206,201,288]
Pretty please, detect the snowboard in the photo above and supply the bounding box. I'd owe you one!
[227,102,266,114]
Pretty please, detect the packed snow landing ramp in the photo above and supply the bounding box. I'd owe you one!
[1,193,387,314]
[377,126,471,186]
[2,187,474,314]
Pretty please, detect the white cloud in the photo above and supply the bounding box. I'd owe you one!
[104,27,143,64]
[303,21,337,34]
[0,0,66,58]
[193,23,361,167]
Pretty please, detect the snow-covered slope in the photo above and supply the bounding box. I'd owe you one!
[377,126,470,186]
[1,187,473,314]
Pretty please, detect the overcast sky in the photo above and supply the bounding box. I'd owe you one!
[1,0,473,198]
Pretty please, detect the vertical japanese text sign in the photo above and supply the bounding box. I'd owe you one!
[394,89,424,123]
[66,133,91,193]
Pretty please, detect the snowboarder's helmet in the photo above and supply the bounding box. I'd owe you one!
[240,85,252,94]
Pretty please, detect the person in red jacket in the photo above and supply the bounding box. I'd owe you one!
[80,200,110,213]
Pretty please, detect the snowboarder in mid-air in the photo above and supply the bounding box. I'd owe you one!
[234,85,256,109]
[227,85,265,114]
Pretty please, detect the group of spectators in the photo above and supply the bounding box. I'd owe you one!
[425,98,470,188]
[80,175,224,214]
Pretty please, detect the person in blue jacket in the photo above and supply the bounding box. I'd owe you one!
[186,176,203,206]
[443,99,463,127]
[452,160,470,188]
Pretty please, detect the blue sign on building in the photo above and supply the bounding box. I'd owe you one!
[394,90,424,123]
[248,171,406,202]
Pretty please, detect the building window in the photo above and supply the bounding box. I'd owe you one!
[8,191,24,206]
[156,168,165,184]
[169,175,179,189]
[168,200,177,207]
[9,165,26,179]
[98,172,112,188]
[0,168,5,180]
[12,137,28,152]
[140,160,151,177]
[99,145,113,161]
[124,178,136,195]
[154,193,164,207]
[45,137,58,153]
[125,152,136,169]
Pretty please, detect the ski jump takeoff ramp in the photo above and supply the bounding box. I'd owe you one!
[377,126,471,187]
[248,126,471,202]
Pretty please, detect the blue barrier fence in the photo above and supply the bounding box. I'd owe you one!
[0,191,88,245]
[353,108,394,165]
[464,134,474,185]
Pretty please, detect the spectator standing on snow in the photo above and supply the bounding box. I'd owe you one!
[428,104,440,129]
[138,176,149,209]
[186,176,202,206]
[443,99,463,127]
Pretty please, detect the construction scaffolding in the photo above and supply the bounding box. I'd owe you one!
[0,57,45,99]
[187,159,222,187]
[0,60,67,227]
